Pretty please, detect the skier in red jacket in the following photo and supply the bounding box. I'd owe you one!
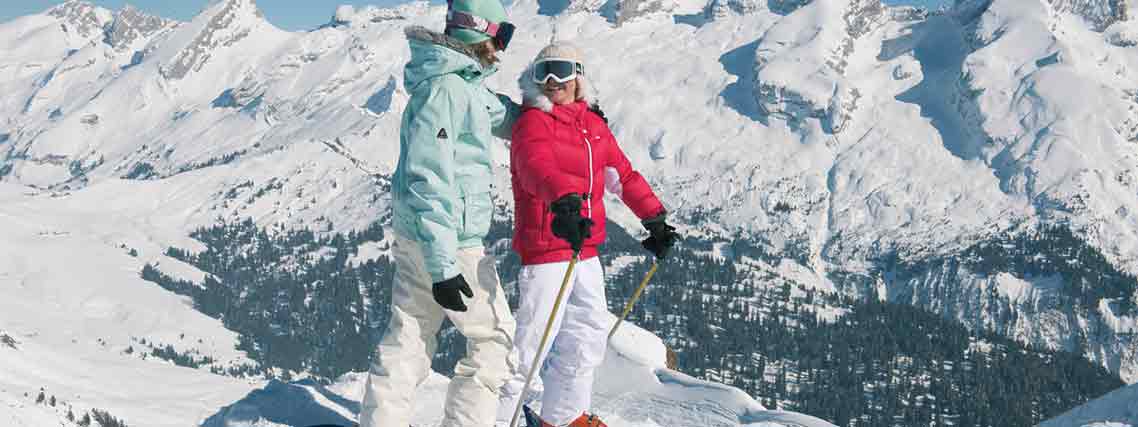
[495,42,679,427]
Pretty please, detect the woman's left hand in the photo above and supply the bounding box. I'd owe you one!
[641,214,678,260]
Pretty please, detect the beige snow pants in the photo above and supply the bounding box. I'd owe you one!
[360,234,517,427]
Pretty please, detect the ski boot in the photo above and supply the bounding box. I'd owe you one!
[523,405,608,427]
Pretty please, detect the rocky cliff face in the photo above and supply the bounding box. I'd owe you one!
[161,0,265,80]
[47,0,113,42]
[104,5,174,51]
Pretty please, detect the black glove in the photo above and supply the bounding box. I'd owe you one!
[641,213,678,260]
[550,193,594,253]
[432,275,474,312]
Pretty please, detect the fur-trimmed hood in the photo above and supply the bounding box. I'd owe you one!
[403,26,494,90]
[518,61,594,113]
[405,26,480,59]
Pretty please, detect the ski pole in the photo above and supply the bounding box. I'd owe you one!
[510,252,579,427]
[608,260,659,340]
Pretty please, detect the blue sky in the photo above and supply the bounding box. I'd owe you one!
[1,0,947,30]
[0,1,416,31]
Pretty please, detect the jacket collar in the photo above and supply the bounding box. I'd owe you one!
[526,100,589,124]
[403,26,496,90]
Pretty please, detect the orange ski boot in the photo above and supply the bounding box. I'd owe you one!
[565,413,607,427]
[523,406,608,427]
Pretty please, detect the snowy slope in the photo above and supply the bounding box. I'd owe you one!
[957,0,1138,254]
[0,183,257,427]
[202,320,836,427]
[1039,383,1138,427]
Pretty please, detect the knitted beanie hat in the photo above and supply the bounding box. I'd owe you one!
[445,0,509,45]
[534,42,584,66]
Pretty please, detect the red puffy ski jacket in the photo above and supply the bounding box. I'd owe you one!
[510,100,665,265]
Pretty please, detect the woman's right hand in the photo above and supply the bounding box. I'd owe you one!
[550,193,593,253]
[432,275,474,312]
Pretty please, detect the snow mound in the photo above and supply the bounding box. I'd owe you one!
[598,320,835,427]
[1106,21,1138,47]
[202,379,360,427]
[1040,383,1138,427]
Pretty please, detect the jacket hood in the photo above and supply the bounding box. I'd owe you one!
[403,26,495,91]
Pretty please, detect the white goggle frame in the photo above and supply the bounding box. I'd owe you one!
[532,58,584,84]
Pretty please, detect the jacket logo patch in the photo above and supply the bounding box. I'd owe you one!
[437,128,449,139]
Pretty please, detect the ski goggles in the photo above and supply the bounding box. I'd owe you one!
[446,9,517,51]
[532,59,584,84]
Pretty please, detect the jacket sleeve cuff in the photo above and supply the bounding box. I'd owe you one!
[428,260,462,284]
[493,93,521,140]
[641,209,668,225]
[418,225,461,284]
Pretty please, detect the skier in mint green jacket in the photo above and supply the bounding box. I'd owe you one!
[359,0,520,425]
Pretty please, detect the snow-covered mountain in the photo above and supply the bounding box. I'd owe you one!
[12,0,1134,379]
[3,0,1138,424]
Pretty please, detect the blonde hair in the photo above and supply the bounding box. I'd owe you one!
[469,39,499,67]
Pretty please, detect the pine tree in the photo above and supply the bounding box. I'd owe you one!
[91,408,128,427]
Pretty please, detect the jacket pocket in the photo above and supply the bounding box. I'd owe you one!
[537,203,551,246]
[461,191,493,241]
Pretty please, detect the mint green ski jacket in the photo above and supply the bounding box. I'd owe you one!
[391,26,518,283]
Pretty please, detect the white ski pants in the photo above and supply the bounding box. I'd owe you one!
[496,257,608,426]
[361,234,517,427]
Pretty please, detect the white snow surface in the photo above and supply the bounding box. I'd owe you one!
[1040,383,1138,427]
[203,317,836,427]
[0,183,256,427]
